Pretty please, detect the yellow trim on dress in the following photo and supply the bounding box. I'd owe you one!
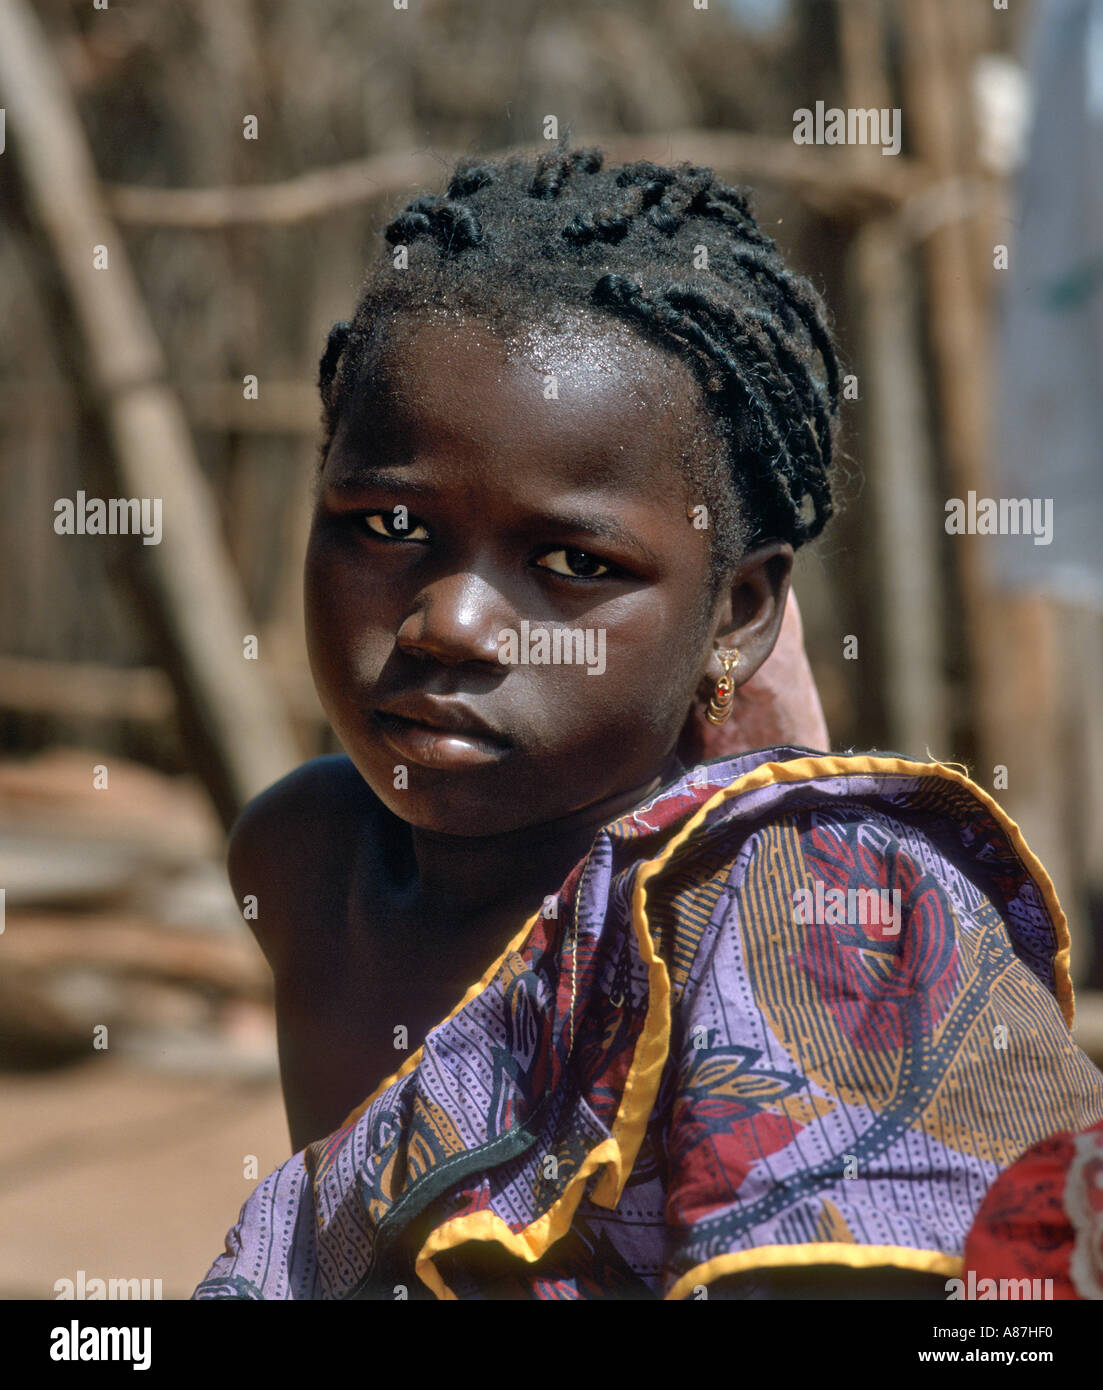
[325,754,1072,1297]
[666,1243,964,1300]
[415,837,679,1299]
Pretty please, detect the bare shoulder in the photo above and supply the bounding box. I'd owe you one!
[228,754,372,860]
[227,755,380,969]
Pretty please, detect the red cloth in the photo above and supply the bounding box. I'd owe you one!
[963,1117,1103,1300]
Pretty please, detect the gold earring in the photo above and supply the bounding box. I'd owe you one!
[705,647,740,725]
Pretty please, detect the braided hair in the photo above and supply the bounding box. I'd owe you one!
[318,142,840,586]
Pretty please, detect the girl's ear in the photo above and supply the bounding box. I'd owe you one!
[709,541,794,689]
[676,587,829,765]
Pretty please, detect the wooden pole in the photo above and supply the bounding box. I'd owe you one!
[0,0,300,828]
[101,130,926,230]
[837,0,949,759]
[897,0,1078,971]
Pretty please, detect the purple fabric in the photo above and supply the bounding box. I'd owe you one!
[194,748,1103,1300]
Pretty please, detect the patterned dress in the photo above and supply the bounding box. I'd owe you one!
[193,747,1103,1300]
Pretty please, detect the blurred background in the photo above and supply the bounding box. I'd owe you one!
[1,0,1101,1297]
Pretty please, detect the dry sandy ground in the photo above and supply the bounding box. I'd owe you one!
[0,1059,290,1300]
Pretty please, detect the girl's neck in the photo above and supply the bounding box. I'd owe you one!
[389,751,686,925]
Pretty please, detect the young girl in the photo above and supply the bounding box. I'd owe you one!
[194,145,1103,1300]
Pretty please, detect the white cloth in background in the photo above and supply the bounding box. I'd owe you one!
[993,0,1103,607]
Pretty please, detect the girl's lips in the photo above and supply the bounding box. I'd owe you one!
[372,711,509,770]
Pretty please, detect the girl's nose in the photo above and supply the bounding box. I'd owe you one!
[394,569,511,668]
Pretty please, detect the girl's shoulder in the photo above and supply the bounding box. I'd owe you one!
[618,744,1044,898]
[606,744,1072,1021]
[630,744,1052,890]
[226,755,383,970]
[619,748,1102,1298]
[228,753,373,846]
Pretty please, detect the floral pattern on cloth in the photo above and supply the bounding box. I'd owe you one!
[193,747,1103,1300]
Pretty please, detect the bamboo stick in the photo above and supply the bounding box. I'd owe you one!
[102,130,928,230]
[0,0,301,828]
[897,0,1078,971]
[838,0,949,759]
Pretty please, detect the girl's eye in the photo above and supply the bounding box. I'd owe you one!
[536,547,612,579]
[364,510,430,542]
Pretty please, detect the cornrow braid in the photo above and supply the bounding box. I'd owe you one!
[529,146,604,200]
[318,320,350,414]
[318,142,842,579]
[384,194,485,256]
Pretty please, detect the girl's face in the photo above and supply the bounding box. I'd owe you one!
[305,311,771,837]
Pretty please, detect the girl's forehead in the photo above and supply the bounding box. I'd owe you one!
[330,311,714,516]
[356,308,709,460]
[502,312,661,379]
[375,307,698,405]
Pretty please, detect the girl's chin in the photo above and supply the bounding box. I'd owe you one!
[353,763,558,838]
[373,798,540,839]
